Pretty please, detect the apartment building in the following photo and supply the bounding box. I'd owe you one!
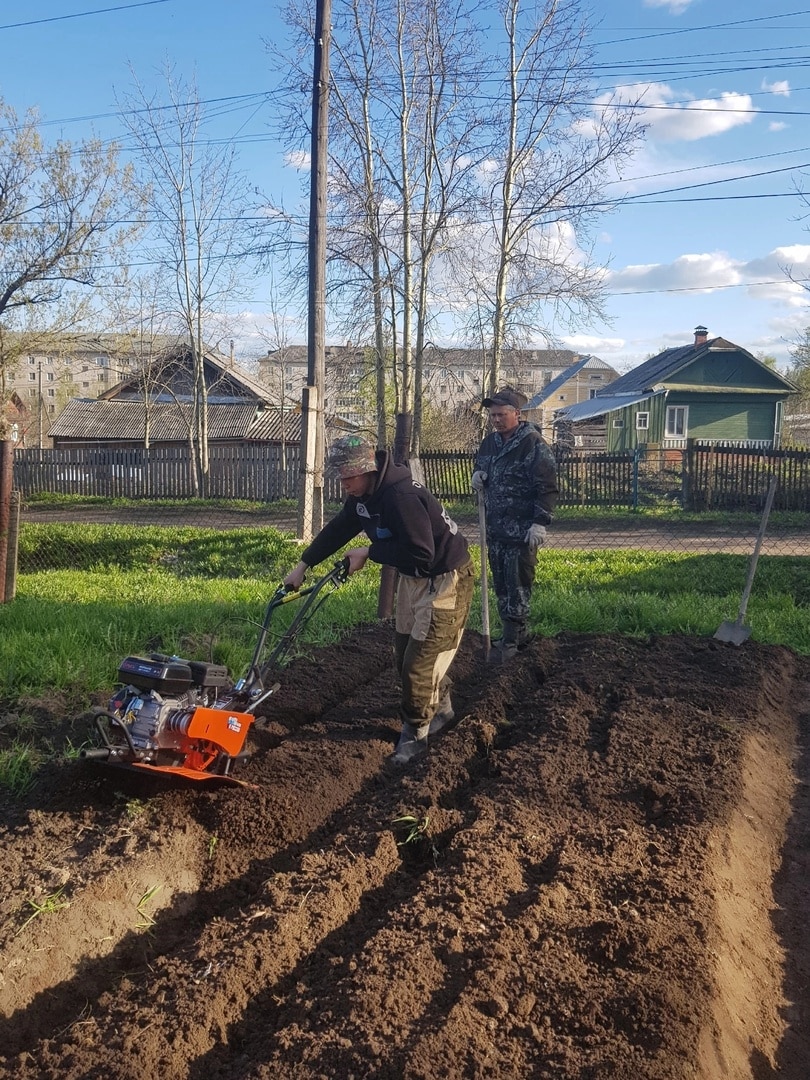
[6,337,148,447]
[257,344,616,436]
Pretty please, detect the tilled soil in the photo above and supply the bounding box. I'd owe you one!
[1,627,809,1079]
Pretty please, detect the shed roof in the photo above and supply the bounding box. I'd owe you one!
[49,399,261,441]
[246,408,302,442]
[558,392,658,423]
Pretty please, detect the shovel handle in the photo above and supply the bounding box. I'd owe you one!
[478,491,491,659]
[737,475,778,622]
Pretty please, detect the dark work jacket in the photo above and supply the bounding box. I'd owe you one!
[475,421,559,543]
[301,450,469,578]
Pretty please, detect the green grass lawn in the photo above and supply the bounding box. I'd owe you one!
[3,520,809,707]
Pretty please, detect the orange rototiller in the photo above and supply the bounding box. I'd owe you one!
[81,561,349,785]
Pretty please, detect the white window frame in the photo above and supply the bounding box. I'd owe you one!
[613,418,624,428]
[636,412,649,430]
[665,405,688,438]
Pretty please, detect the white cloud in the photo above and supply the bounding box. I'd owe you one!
[643,0,695,12]
[606,246,810,309]
[476,158,500,180]
[741,246,810,307]
[769,121,788,132]
[642,87,756,142]
[591,83,756,146]
[284,149,311,171]
[562,334,625,354]
[607,252,742,295]
[762,79,790,97]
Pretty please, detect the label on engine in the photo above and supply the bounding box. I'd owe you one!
[227,717,242,732]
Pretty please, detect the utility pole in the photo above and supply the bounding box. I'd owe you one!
[37,361,43,450]
[297,0,331,541]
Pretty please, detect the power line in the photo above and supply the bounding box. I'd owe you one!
[595,7,810,48]
[0,0,171,32]
[605,279,802,297]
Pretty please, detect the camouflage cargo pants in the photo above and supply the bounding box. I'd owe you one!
[487,538,537,629]
[393,559,475,724]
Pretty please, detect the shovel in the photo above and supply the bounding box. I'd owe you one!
[477,489,491,662]
[714,475,778,645]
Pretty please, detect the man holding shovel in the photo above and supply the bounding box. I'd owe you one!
[473,389,558,660]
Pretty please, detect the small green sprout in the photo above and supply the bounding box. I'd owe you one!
[393,813,431,846]
[18,885,70,934]
[135,884,162,928]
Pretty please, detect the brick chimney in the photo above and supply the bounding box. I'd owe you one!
[694,325,708,346]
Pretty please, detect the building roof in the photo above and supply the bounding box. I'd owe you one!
[524,355,615,410]
[602,336,796,397]
[559,392,660,423]
[49,399,263,441]
[100,344,270,404]
[246,407,302,442]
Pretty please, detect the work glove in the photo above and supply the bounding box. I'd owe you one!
[524,524,547,552]
[471,470,487,492]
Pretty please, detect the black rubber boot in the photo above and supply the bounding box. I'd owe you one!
[428,692,455,736]
[493,620,522,662]
[387,720,429,767]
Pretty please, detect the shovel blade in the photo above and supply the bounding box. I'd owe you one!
[713,620,752,645]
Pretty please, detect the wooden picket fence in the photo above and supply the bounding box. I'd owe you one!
[12,441,810,510]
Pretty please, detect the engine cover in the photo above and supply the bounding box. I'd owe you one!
[117,656,193,695]
[106,680,254,776]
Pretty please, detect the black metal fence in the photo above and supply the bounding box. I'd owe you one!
[14,441,810,511]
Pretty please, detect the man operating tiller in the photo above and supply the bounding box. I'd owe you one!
[284,436,474,767]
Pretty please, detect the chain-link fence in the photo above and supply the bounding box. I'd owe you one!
[10,443,810,576]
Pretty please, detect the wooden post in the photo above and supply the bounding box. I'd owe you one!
[0,439,14,602]
[4,490,20,602]
[297,385,319,543]
[298,0,331,543]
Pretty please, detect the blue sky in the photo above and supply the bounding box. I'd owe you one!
[2,0,810,374]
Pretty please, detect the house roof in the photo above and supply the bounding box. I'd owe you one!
[49,399,262,441]
[524,355,615,410]
[246,407,302,442]
[602,336,796,397]
[100,344,270,404]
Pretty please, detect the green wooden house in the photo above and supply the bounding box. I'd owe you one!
[555,327,797,452]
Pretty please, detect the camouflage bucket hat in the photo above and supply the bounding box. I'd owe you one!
[327,435,378,479]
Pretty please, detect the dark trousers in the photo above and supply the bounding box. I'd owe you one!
[488,539,537,631]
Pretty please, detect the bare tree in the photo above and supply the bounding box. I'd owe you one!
[0,99,135,436]
[118,66,261,493]
[274,0,641,445]
[275,0,482,453]
[462,0,643,394]
[255,273,306,496]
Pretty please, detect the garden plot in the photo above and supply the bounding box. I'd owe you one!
[1,628,809,1079]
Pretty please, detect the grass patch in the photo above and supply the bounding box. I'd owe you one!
[5,510,807,801]
[1,520,809,798]
[0,742,40,794]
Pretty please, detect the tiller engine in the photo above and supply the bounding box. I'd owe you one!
[81,561,348,785]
